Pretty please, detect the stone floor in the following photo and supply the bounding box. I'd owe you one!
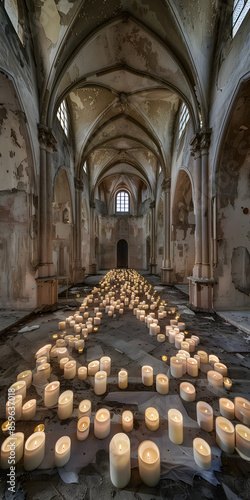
[0,271,250,500]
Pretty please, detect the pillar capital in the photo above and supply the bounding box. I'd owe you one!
[200,128,212,152]
[150,200,155,210]
[38,124,57,152]
[74,177,84,191]
[190,133,201,157]
[161,178,171,192]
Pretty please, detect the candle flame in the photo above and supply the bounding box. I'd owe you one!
[34,441,37,447]
[245,433,248,438]
[101,414,104,419]
[226,403,229,407]
[119,444,122,451]
[147,452,150,459]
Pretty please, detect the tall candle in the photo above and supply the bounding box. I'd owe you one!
[141,365,153,386]
[17,370,32,388]
[88,360,100,376]
[94,370,107,395]
[78,399,92,419]
[234,397,250,425]
[235,424,250,459]
[100,356,111,376]
[197,402,213,432]
[77,417,90,441]
[57,347,69,361]
[176,354,186,375]
[109,433,131,488]
[186,358,198,377]
[9,381,26,399]
[215,416,235,453]
[214,362,228,377]
[219,398,235,420]
[58,321,66,330]
[168,409,183,444]
[64,360,76,379]
[138,440,160,487]
[55,436,71,467]
[180,382,195,402]
[22,399,37,420]
[37,363,51,379]
[36,356,47,368]
[193,438,211,470]
[1,432,24,468]
[44,381,60,407]
[170,357,183,378]
[60,357,69,369]
[156,373,169,394]
[168,329,176,343]
[122,411,133,432]
[118,369,128,389]
[24,431,45,471]
[94,408,110,439]
[209,354,220,367]
[145,407,159,431]
[197,351,208,364]
[78,366,88,380]
[207,370,223,387]
[175,333,184,349]
[58,390,73,420]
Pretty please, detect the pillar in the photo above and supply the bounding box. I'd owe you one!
[149,201,157,274]
[201,131,211,278]
[161,178,173,283]
[190,134,202,278]
[88,201,96,274]
[73,178,85,284]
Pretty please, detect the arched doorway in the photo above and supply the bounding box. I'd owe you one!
[117,239,128,268]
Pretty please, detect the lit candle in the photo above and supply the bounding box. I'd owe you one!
[219,398,235,420]
[64,360,76,379]
[37,362,51,379]
[9,380,26,399]
[191,335,200,346]
[1,432,24,468]
[145,407,159,431]
[122,410,133,432]
[186,338,195,352]
[209,354,220,368]
[149,323,160,336]
[156,334,165,343]
[176,354,186,375]
[77,417,90,441]
[78,366,88,380]
[35,344,51,362]
[36,356,47,368]
[197,350,208,364]
[196,401,213,432]
[170,357,183,378]
[55,436,71,467]
[215,416,235,453]
[78,399,92,419]
[17,370,32,388]
[94,370,107,395]
[44,381,60,407]
[194,354,201,369]
[223,377,232,391]
[180,341,190,353]
[175,333,184,349]
[156,373,169,394]
[168,409,183,444]
[58,321,66,330]
[180,382,195,402]
[88,360,100,376]
[100,356,111,375]
[1,421,12,436]
[56,338,66,347]
[161,355,168,363]
[6,395,22,421]
[207,370,223,387]
[234,397,250,425]
[75,315,83,324]
[193,438,211,470]
[75,339,85,351]
[235,424,250,459]
[186,358,198,377]
[22,399,37,420]
[24,431,45,471]
[57,390,73,420]
[109,433,131,488]
[34,424,45,433]
[214,362,228,377]
[138,440,160,487]
[178,322,185,331]
[168,329,176,344]
[94,408,110,439]
[141,365,153,386]
[118,369,128,389]
[57,347,69,362]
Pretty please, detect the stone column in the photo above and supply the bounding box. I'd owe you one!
[73,178,85,284]
[190,133,202,277]
[161,178,173,283]
[201,130,211,278]
[36,125,58,307]
[149,201,157,274]
[89,201,96,274]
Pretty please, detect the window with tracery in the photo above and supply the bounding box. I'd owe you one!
[116,191,130,213]
[178,103,190,139]
[232,0,250,37]
[57,100,68,136]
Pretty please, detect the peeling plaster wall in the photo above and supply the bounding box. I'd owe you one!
[52,170,73,278]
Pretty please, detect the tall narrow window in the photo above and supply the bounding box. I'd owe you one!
[232,0,250,37]
[178,103,190,139]
[57,100,68,136]
[116,191,130,213]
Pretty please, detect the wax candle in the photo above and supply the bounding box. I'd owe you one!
[78,399,92,419]
[223,377,233,391]
[215,416,235,453]
[1,421,12,436]
[57,347,69,362]
[207,370,223,387]
[180,382,195,402]
[186,358,198,377]
[94,408,110,439]
[191,335,200,346]
[156,373,169,394]
[219,398,235,420]
[138,440,160,487]
[55,436,71,467]
[209,354,220,367]
[22,399,37,420]
[35,344,52,362]
[178,322,185,331]
[109,433,131,488]
[176,354,186,375]
[193,438,211,470]
[118,369,128,389]
[77,417,90,441]
[181,341,190,353]
[161,355,168,363]
[170,357,183,378]
[9,381,26,399]
[235,424,250,459]
[6,395,22,421]
[57,390,73,420]
[100,356,111,376]
[58,321,66,330]
[214,362,228,377]
[37,362,51,379]
[194,354,201,369]
[56,338,66,347]
[1,432,24,468]
[17,370,32,389]
[175,333,184,349]
[78,366,88,380]
[186,338,195,352]
[197,351,208,364]
[88,360,100,376]
[157,334,165,343]
[145,407,159,431]
[196,401,213,432]
[141,365,153,386]
[94,370,107,395]
[64,360,76,379]
[75,315,83,324]
[24,431,45,471]
[150,323,160,336]
[122,411,133,432]
[170,319,178,326]
[36,356,47,368]
[44,381,60,407]
[234,397,250,425]
[168,329,176,344]
[168,409,183,444]
[60,357,69,369]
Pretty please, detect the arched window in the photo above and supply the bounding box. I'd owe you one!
[116,191,130,213]
[57,100,68,136]
[178,103,190,139]
[232,0,250,37]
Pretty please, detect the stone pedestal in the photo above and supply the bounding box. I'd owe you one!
[88,263,97,275]
[36,277,58,308]
[73,267,85,284]
[161,267,173,284]
[188,276,214,311]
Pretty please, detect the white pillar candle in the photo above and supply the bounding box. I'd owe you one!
[57,347,69,362]
[70,319,76,327]
[191,335,200,346]
[64,334,74,345]
[82,328,88,339]
[180,382,196,402]
[194,354,201,368]
[22,399,37,420]
[118,369,128,389]
[165,325,172,336]
[186,358,198,377]
[215,416,235,453]
[193,438,211,470]
[68,337,77,348]
[235,424,250,459]
[55,436,71,467]
[78,399,91,419]
[156,373,169,394]
[168,329,176,343]
[78,366,88,380]
[1,432,24,468]
[186,338,195,352]
[180,341,190,353]
[109,433,131,489]
[197,350,208,364]
[175,333,184,349]
[138,440,160,487]
[36,356,47,368]
[157,334,165,343]
[147,316,154,328]
[170,357,183,378]
[75,315,83,324]
[35,344,51,362]
[223,377,233,391]
[168,409,183,444]
[141,365,153,386]
[60,357,69,369]
[209,354,220,367]
[44,381,60,407]
[197,401,213,432]
[10,381,26,399]
[219,398,235,420]
[74,325,82,334]
[88,360,100,376]
[56,338,66,347]
[17,370,32,388]
[176,354,186,375]
[94,317,101,325]
[150,323,160,336]
[58,321,66,330]
[66,316,73,323]
[122,410,133,432]
[94,370,107,395]
[58,390,73,420]
[6,394,22,421]
[100,356,111,375]
[64,360,76,379]
[214,362,228,377]
[234,397,250,425]
[77,416,90,441]
[37,363,51,379]
[24,431,45,471]
[207,370,223,387]
[145,407,159,431]
[178,349,190,359]
[94,408,110,439]
[75,339,85,351]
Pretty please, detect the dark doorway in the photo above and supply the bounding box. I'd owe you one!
[117,239,128,268]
